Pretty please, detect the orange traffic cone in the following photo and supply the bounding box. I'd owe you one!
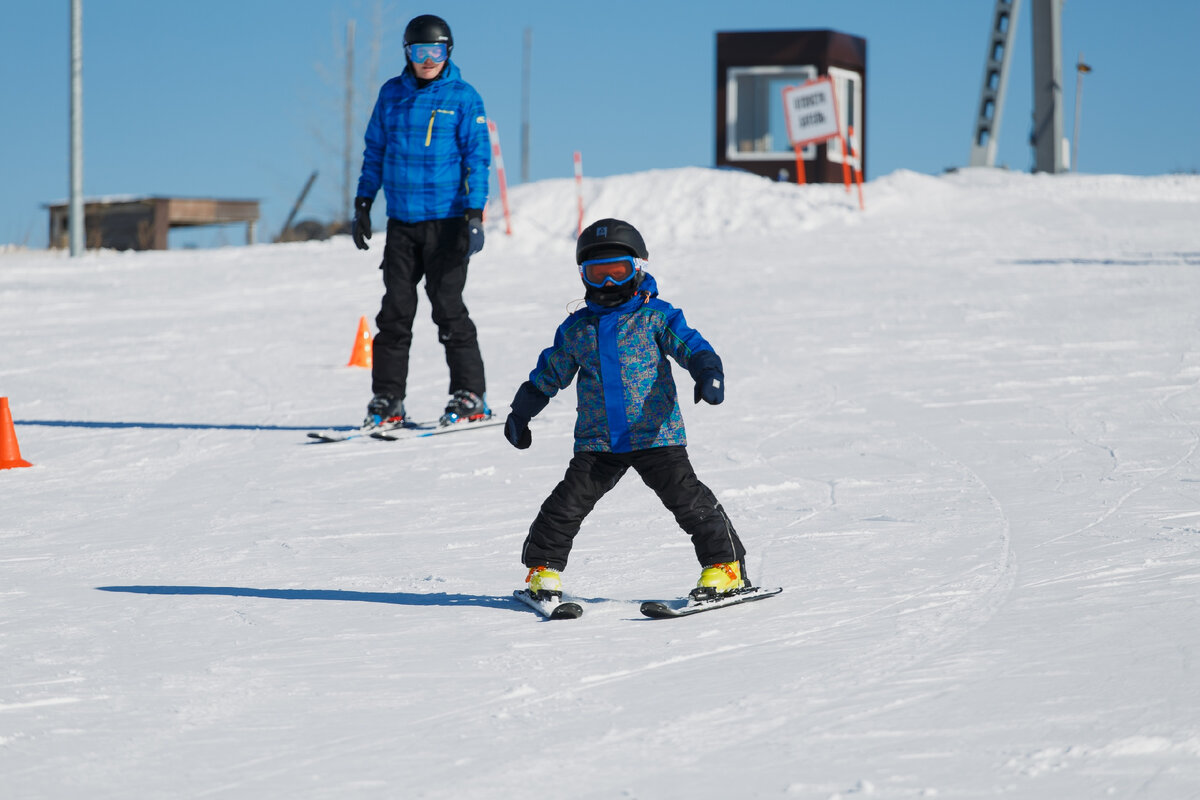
[347,316,373,368]
[0,397,33,470]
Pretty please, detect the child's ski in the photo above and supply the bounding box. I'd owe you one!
[639,586,782,619]
[512,589,583,620]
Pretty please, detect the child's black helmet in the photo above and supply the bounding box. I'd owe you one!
[404,14,453,52]
[576,218,648,264]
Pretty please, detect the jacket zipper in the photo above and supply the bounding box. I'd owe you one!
[425,109,454,147]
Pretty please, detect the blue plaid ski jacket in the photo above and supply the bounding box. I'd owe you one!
[526,273,722,453]
[356,61,490,222]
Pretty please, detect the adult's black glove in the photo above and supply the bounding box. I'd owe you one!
[504,413,532,449]
[466,209,484,256]
[352,196,373,251]
[694,370,725,405]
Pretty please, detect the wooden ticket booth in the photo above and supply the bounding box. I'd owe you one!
[716,29,867,183]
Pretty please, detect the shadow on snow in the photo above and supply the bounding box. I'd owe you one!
[97,585,514,610]
[17,419,345,432]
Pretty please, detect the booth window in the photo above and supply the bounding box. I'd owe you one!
[726,65,817,160]
[825,67,863,166]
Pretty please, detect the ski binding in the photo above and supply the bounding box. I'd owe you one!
[513,589,583,620]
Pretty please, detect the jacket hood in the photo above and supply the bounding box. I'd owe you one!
[584,271,660,314]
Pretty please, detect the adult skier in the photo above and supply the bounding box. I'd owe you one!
[352,13,491,429]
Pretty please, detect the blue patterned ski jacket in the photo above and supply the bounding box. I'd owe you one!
[525,273,722,453]
[356,61,490,222]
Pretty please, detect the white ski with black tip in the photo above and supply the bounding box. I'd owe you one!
[513,589,583,620]
[307,419,431,442]
[370,414,504,441]
[307,416,503,443]
[639,586,782,619]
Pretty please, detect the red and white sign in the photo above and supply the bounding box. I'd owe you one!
[782,77,842,147]
[486,120,512,236]
[574,151,584,236]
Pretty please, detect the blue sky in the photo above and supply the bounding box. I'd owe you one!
[2,0,1197,249]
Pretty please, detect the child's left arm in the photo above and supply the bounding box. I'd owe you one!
[658,305,725,406]
[689,349,725,405]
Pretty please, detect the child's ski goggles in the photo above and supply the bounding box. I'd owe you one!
[406,42,448,64]
[579,255,643,288]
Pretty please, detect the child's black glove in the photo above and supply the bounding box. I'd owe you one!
[504,413,532,449]
[694,371,724,405]
[688,350,725,406]
[466,209,485,256]
[352,196,373,251]
[504,381,550,450]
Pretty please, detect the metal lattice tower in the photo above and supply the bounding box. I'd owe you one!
[969,0,1022,167]
[969,0,1066,173]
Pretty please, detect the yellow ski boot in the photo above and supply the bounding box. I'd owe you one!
[690,561,745,601]
[526,566,563,600]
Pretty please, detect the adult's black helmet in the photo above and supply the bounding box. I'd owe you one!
[576,218,648,264]
[404,14,453,53]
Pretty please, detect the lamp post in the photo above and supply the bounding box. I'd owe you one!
[1071,53,1092,172]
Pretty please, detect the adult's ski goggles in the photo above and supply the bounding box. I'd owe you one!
[579,255,644,288]
[406,42,448,64]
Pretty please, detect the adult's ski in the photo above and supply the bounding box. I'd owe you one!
[306,420,432,443]
[639,586,782,619]
[513,589,583,620]
[306,415,501,443]
[371,415,504,441]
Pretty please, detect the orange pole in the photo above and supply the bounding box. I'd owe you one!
[838,135,852,193]
[848,126,865,211]
[792,143,806,185]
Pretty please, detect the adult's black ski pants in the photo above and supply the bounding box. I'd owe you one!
[372,216,485,402]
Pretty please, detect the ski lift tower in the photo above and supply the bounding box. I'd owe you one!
[969,0,1066,173]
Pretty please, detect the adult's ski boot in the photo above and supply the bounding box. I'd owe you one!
[439,390,489,426]
[364,393,406,430]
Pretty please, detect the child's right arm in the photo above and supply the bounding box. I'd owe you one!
[504,318,581,449]
[503,380,549,449]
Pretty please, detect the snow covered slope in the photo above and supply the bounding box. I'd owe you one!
[3,167,1199,799]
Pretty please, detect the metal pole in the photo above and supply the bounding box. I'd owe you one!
[1071,54,1091,172]
[1030,0,1065,173]
[344,19,355,224]
[520,27,531,183]
[69,0,84,256]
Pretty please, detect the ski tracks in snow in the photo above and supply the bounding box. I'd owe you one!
[584,392,1024,760]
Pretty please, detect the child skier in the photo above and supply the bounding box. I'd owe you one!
[503,218,749,602]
